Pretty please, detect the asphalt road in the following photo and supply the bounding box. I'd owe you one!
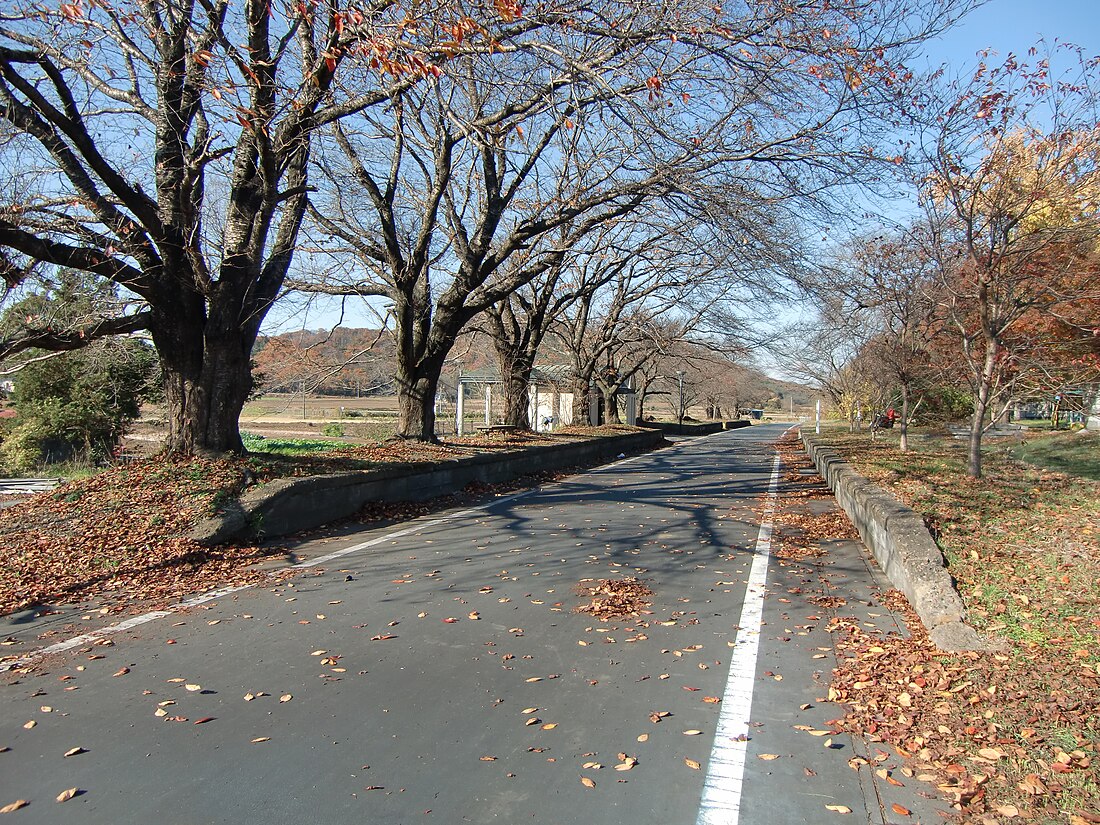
[0,425,947,824]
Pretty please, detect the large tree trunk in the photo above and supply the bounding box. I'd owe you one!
[571,364,594,425]
[151,301,255,455]
[391,293,455,442]
[502,369,532,429]
[492,339,534,430]
[396,370,440,441]
[602,386,621,424]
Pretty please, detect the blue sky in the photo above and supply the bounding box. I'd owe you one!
[920,0,1100,69]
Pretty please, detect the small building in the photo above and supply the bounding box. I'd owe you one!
[453,366,636,435]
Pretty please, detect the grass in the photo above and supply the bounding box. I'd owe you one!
[813,424,1100,820]
[1011,429,1100,480]
[240,431,355,456]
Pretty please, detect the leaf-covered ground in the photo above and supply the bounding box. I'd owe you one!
[0,427,646,617]
[792,429,1100,824]
[0,457,266,617]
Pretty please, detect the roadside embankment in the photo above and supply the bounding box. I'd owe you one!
[800,433,987,652]
[192,428,665,544]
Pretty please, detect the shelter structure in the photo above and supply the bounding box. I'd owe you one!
[453,366,636,435]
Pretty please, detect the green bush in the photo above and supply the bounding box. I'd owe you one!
[0,272,157,473]
[0,341,156,473]
[321,422,345,437]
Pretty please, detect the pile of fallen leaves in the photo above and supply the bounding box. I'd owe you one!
[0,456,269,615]
[574,577,654,620]
[796,429,1100,823]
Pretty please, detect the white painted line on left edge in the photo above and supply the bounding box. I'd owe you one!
[696,451,782,825]
[2,584,253,671]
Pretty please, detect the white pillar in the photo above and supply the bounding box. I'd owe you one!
[815,399,821,434]
[456,381,465,436]
[485,385,492,426]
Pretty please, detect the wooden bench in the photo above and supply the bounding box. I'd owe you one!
[474,424,520,433]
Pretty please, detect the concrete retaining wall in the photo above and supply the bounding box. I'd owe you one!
[640,421,727,436]
[192,429,665,545]
[801,434,986,652]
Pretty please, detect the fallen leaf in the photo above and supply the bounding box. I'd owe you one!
[521,708,538,715]
[685,758,701,770]
[243,693,255,702]
[0,801,29,813]
[637,734,649,742]
[996,804,1020,817]
[1018,774,1047,795]
[279,694,293,703]
[185,684,202,692]
[193,717,214,725]
[22,721,35,729]
[683,730,703,736]
[113,667,129,677]
[702,696,721,704]
[63,747,86,757]
[541,723,557,730]
[251,737,271,743]
[758,754,781,760]
[467,612,480,620]
[580,776,596,788]
[978,747,1003,760]
[891,804,911,816]
[825,804,852,814]
[56,788,79,803]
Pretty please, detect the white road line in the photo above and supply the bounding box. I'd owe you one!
[696,451,782,825]
[2,584,254,671]
[2,444,666,671]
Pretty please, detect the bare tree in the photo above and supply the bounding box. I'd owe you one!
[294,0,977,440]
[0,0,457,453]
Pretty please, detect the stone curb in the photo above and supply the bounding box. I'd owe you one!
[191,429,666,546]
[801,433,990,652]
